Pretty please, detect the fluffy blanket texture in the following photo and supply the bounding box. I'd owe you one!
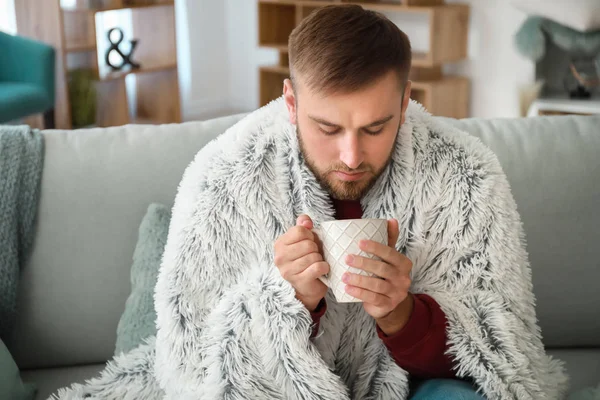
[52,99,568,400]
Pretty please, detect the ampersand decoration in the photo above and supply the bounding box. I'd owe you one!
[105,28,141,71]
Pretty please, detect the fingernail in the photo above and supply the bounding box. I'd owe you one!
[342,273,349,283]
[346,255,354,264]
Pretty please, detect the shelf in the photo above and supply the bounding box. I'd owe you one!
[259,44,431,68]
[528,93,600,116]
[412,52,429,67]
[259,65,469,118]
[259,66,468,86]
[258,0,444,11]
[260,65,291,75]
[97,62,178,81]
[258,2,469,68]
[411,75,468,89]
[62,0,174,13]
[260,43,289,52]
[411,76,469,119]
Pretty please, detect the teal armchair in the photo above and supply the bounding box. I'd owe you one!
[0,31,56,127]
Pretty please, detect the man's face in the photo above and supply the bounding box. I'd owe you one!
[283,70,411,201]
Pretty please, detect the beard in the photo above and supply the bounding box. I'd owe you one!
[296,123,394,201]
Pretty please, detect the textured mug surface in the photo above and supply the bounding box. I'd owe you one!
[316,219,387,303]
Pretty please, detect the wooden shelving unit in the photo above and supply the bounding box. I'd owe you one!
[15,0,181,129]
[63,0,181,127]
[258,0,470,118]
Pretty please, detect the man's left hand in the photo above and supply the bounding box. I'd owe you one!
[342,218,414,335]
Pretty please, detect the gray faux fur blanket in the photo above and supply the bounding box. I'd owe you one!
[52,99,568,400]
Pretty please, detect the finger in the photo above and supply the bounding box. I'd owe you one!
[296,214,314,230]
[297,261,330,282]
[358,240,410,273]
[285,239,320,261]
[285,252,323,278]
[342,272,393,297]
[388,218,400,248]
[283,225,315,245]
[345,254,395,279]
[344,285,388,307]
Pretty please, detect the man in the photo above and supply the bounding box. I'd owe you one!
[270,5,567,398]
[273,6,457,396]
[152,4,567,400]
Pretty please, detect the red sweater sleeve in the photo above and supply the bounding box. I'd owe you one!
[377,293,455,379]
[309,298,327,338]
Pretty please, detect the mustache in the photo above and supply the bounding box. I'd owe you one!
[326,164,372,174]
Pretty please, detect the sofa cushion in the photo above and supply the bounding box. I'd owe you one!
[20,363,105,400]
[115,203,170,356]
[547,348,600,394]
[9,114,247,369]
[0,82,51,123]
[446,115,600,348]
[0,339,35,400]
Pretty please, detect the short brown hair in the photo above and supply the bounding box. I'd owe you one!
[288,5,412,95]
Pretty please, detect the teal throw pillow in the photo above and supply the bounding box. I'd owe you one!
[114,203,171,355]
[0,339,36,400]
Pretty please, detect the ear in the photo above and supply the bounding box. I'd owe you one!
[283,78,297,125]
[401,81,412,125]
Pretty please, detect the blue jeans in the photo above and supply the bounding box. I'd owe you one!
[409,379,486,400]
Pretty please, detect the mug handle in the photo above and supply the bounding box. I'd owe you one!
[312,227,331,288]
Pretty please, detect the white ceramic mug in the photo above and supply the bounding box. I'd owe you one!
[314,219,387,303]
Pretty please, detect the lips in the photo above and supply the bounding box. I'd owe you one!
[334,171,367,181]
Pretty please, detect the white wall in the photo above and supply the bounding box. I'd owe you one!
[225,0,277,113]
[182,0,535,119]
[180,0,232,120]
[179,0,277,120]
[445,0,535,118]
[0,0,16,33]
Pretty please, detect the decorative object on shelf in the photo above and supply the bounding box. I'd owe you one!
[68,69,98,128]
[515,17,600,99]
[511,0,600,32]
[515,17,600,63]
[565,58,600,99]
[105,28,141,71]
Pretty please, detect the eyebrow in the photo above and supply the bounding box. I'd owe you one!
[308,114,394,129]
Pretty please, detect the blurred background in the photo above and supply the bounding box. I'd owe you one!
[1,0,599,129]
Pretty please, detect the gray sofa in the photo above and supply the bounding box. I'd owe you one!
[7,113,600,399]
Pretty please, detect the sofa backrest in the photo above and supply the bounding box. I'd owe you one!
[10,112,600,370]
[10,115,246,369]
[448,115,600,350]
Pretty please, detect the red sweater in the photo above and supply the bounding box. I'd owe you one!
[310,199,455,379]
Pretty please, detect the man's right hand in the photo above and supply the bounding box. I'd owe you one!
[274,214,329,312]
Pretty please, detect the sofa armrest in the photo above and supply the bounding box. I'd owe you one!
[0,31,56,106]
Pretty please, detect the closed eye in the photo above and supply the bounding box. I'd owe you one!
[363,127,384,135]
[319,126,342,135]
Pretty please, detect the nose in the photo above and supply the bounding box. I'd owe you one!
[339,133,364,170]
